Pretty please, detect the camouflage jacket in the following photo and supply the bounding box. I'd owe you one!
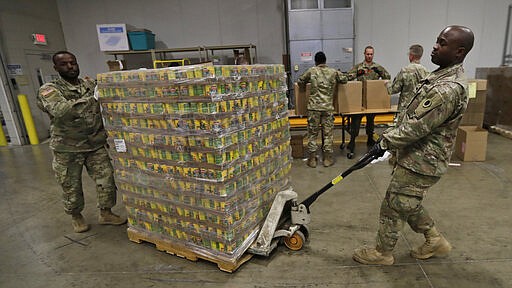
[347,61,391,81]
[37,78,106,152]
[298,64,347,111]
[387,62,430,123]
[382,63,468,177]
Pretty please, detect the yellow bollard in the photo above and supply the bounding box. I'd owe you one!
[17,94,39,145]
[0,123,7,146]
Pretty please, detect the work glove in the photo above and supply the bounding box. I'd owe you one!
[371,151,392,164]
[357,69,365,76]
[371,67,383,78]
[93,86,99,100]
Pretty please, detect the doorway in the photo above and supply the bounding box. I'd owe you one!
[25,51,59,140]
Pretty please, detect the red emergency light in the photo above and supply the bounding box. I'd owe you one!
[32,33,47,45]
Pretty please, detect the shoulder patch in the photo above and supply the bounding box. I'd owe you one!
[40,86,57,98]
[421,99,433,108]
[414,94,443,119]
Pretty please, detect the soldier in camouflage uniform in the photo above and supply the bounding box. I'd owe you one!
[347,46,391,150]
[37,51,126,233]
[353,26,474,265]
[387,44,430,165]
[387,44,430,125]
[298,52,347,168]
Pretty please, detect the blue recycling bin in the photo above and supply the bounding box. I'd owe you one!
[128,31,155,50]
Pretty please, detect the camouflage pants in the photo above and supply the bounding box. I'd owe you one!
[52,147,116,215]
[376,165,440,252]
[307,110,334,154]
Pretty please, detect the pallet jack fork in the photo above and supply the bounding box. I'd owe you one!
[248,150,379,256]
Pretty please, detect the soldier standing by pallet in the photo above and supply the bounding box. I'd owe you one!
[353,25,474,265]
[298,52,347,168]
[37,51,126,233]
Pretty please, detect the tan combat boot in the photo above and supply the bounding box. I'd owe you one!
[323,153,334,167]
[307,153,317,168]
[99,208,127,225]
[410,227,452,259]
[353,246,394,265]
[71,213,90,233]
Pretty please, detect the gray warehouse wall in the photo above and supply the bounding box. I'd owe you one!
[56,0,286,78]
[57,0,512,78]
[354,0,512,78]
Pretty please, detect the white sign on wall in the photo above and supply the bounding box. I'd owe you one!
[300,52,312,62]
[7,64,23,75]
[96,24,130,51]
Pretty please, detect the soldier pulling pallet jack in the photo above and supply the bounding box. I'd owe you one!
[251,25,474,268]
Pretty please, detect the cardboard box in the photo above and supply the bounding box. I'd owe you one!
[454,126,488,161]
[363,80,391,109]
[471,79,487,90]
[106,60,126,71]
[336,81,363,113]
[460,79,487,127]
[96,24,130,51]
[294,83,310,116]
[290,130,307,158]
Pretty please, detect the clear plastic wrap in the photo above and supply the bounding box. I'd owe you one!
[97,63,292,261]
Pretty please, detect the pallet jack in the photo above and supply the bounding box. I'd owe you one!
[248,150,379,256]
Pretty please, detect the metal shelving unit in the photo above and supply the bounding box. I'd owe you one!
[203,44,257,64]
[105,44,258,68]
[105,47,205,68]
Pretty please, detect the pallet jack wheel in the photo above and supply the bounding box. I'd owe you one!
[284,230,306,251]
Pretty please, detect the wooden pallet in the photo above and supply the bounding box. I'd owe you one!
[126,227,253,273]
[489,125,512,140]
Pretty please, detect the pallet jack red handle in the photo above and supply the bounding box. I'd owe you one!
[300,151,378,212]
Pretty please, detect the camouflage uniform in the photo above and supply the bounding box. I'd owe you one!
[347,62,390,82]
[387,61,429,124]
[376,63,468,252]
[298,64,347,154]
[387,61,429,164]
[37,78,116,215]
[347,62,391,146]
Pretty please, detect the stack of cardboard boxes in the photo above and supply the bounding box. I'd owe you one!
[294,79,390,115]
[96,63,292,268]
[454,79,488,161]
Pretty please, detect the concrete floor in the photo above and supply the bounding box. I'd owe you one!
[1,131,511,288]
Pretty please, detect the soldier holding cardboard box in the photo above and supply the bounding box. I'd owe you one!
[298,52,347,168]
[347,46,391,149]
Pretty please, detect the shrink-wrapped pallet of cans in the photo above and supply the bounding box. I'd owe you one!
[97,63,292,265]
